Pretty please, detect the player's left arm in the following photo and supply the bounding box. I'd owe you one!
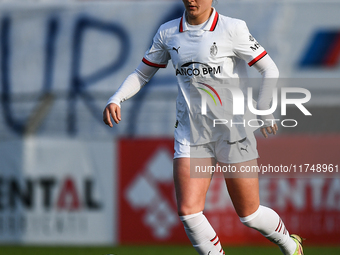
[232,20,279,138]
[252,54,279,138]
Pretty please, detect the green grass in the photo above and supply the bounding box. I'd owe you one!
[1,245,340,255]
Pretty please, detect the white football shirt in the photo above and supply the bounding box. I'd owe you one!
[143,8,267,146]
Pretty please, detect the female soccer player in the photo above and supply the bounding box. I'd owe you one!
[103,1,303,254]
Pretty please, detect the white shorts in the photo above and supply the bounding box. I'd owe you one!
[174,135,259,164]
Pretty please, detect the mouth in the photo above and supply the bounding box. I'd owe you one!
[188,5,196,10]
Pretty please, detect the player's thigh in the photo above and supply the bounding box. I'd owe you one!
[222,159,260,217]
[173,157,215,216]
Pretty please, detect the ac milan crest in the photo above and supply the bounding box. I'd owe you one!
[210,42,218,57]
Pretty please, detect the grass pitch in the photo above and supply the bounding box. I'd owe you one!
[1,245,340,255]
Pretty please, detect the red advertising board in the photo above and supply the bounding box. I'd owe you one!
[118,138,187,244]
[118,135,340,245]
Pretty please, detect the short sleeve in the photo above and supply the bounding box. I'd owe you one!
[233,20,267,67]
[142,26,171,68]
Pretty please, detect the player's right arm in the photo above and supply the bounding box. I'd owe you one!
[104,24,170,127]
[103,62,159,127]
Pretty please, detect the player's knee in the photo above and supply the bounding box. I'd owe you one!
[177,202,204,216]
[177,206,199,217]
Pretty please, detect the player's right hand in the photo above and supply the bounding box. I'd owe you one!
[103,103,121,127]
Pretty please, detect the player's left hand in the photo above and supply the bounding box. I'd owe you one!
[260,123,278,138]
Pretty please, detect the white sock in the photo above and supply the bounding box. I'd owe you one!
[240,205,297,255]
[180,211,224,255]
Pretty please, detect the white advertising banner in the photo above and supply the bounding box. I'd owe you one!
[0,137,116,244]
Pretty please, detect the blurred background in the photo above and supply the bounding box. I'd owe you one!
[0,0,339,253]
